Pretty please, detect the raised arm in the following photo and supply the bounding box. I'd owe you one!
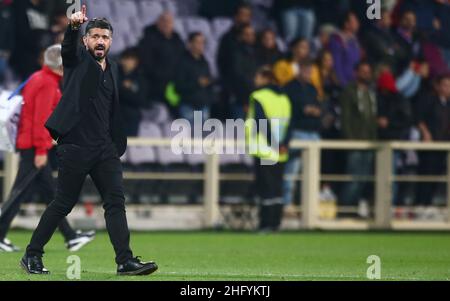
[61,4,88,66]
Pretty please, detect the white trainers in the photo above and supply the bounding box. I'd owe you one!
[358,199,370,218]
[66,231,95,252]
[0,238,21,252]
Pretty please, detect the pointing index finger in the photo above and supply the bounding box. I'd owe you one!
[81,4,87,17]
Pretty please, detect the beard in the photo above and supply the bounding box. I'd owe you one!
[89,44,109,61]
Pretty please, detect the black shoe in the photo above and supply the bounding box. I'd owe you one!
[20,255,50,274]
[117,256,158,276]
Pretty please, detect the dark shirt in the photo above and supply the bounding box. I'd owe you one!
[138,24,185,100]
[174,51,213,109]
[377,91,412,140]
[418,94,450,141]
[60,61,114,146]
[119,66,148,137]
[362,25,400,72]
[284,79,322,132]
[217,26,239,87]
[230,42,259,105]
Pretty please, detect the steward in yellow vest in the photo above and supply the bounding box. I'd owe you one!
[245,67,292,232]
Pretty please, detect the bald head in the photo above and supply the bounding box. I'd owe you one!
[157,12,175,37]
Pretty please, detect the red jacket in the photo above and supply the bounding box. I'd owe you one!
[16,66,62,155]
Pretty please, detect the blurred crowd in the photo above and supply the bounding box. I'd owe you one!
[1,0,450,212]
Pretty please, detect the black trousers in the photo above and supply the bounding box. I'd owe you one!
[254,158,285,230]
[416,151,447,206]
[0,149,76,241]
[26,142,133,264]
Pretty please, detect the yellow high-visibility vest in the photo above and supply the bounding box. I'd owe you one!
[245,87,291,163]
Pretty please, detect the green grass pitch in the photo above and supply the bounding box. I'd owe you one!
[0,230,449,281]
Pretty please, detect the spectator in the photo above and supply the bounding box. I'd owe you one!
[310,49,340,101]
[328,11,361,86]
[393,10,424,76]
[217,3,252,92]
[138,12,185,102]
[118,48,149,137]
[273,0,316,41]
[398,0,437,34]
[396,61,429,99]
[0,0,14,84]
[376,66,414,206]
[310,50,342,178]
[9,0,53,80]
[50,12,69,44]
[377,67,413,141]
[310,24,337,58]
[433,0,450,68]
[421,36,450,78]
[273,38,310,86]
[340,61,377,207]
[399,0,450,78]
[416,74,450,208]
[362,9,402,72]
[228,24,258,119]
[255,29,282,67]
[311,50,343,197]
[283,59,322,205]
[174,32,214,124]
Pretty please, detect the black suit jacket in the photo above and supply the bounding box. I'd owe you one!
[45,26,127,156]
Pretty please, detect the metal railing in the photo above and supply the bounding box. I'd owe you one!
[2,139,450,230]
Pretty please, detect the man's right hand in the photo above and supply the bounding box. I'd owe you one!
[70,4,88,29]
[422,130,433,142]
[198,76,210,87]
[34,154,48,169]
[304,105,321,117]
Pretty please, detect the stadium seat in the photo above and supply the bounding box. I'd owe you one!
[111,0,139,18]
[139,0,165,26]
[157,122,185,166]
[204,38,218,77]
[211,17,233,39]
[204,54,218,78]
[276,37,288,53]
[126,121,164,203]
[174,18,187,41]
[174,0,199,16]
[219,128,243,166]
[157,121,201,204]
[241,154,254,167]
[129,18,147,41]
[160,0,178,15]
[141,102,171,124]
[87,0,112,19]
[127,121,160,165]
[186,150,206,166]
[109,33,127,55]
[184,17,212,39]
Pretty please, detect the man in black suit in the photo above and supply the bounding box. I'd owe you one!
[20,5,158,276]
